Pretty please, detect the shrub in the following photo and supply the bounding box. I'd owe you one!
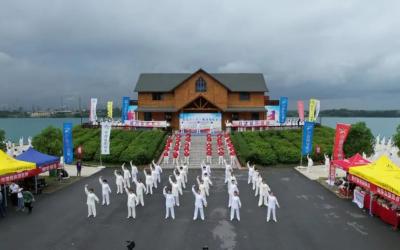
[394,124,400,149]
[343,122,374,157]
[0,129,5,151]
[32,126,63,156]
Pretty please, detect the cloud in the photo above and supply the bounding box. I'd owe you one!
[0,0,399,110]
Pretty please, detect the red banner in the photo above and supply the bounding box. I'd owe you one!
[0,163,59,184]
[297,100,304,121]
[332,123,351,160]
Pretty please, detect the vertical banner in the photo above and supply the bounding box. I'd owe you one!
[121,96,130,123]
[308,99,317,122]
[128,105,138,120]
[265,105,280,125]
[301,121,315,156]
[62,123,73,164]
[297,100,304,121]
[332,123,351,160]
[107,101,113,119]
[315,100,321,121]
[101,122,112,155]
[279,97,288,124]
[89,98,98,123]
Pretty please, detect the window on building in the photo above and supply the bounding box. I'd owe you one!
[195,77,207,92]
[165,112,172,122]
[251,112,260,120]
[239,92,250,101]
[152,93,163,101]
[144,112,152,121]
[232,113,239,121]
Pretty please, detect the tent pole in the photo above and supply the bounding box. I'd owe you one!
[3,184,7,207]
[35,176,38,195]
[369,191,373,216]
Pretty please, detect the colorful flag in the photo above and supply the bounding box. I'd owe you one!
[101,122,112,155]
[332,123,351,160]
[308,99,317,122]
[315,100,321,121]
[301,121,315,156]
[63,123,73,164]
[89,98,97,123]
[107,101,113,119]
[279,97,288,124]
[297,100,304,121]
[121,96,130,123]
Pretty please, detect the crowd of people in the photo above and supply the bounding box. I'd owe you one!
[0,182,36,218]
[84,159,281,222]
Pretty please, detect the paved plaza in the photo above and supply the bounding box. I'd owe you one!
[0,168,399,250]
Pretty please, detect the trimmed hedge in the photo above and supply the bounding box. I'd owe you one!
[33,126,167,165]
[231,126,335,166]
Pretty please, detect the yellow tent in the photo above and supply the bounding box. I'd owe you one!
[349,155,400,196]
[0,150,36,176]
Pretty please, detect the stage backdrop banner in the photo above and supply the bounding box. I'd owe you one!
[332,123,351,160]
[121,97,130,122]
[301,121,315,156]
[89,98,97,123]
[265,105,280,125]
[297,100,304,121]
[63,123,73,164]
[179,113,221,131]
[101,122,112,155]
[107,101,113,119]
[127,105,138,121]
[279,97,288,124]
[308,99,317,122]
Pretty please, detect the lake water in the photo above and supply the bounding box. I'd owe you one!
[0,117,399,142]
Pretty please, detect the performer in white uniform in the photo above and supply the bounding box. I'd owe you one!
[173,169,184,194]
[169,175,181,206]
[258,180,271,207]
[114,170,124,194]
[228,179,239,208]
[230,191,242,221]
[192,185,207,220]
[225,163,233,184]
[152,160,163,183]
[201,173,213,196]
[196,177,207,202]
[267,192,280,222]
[252,169,259,190]
[124,187,138,219]
[247,161,255,184]
[182,163,189,183]
[176,165,187,185]
[121,163,131,188]
[133,178,146,206]
[255,174,263,197]
[324,154,330,169]
[130,161,138,183]
[84,185,99,218]
[143,169,154,195]
[307,155,313,172]
[99,176,112,206]
[163,187,176,220]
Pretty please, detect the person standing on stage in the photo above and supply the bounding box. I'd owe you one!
[163,186,176,220]
[192,185,207,221]
[230,191,242,221]
[134,178,146,206]
[99,176,112,206]
[266,192,280,222]
[196,120,201,134]
[84,184,100,218]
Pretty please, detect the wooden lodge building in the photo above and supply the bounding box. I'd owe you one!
[134,69,270,130]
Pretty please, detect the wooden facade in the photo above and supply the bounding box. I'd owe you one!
[135,69,268,130]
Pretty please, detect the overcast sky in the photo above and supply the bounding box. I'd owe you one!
[1,0,399,110]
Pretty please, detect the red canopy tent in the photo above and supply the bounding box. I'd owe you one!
[332,153,370,172]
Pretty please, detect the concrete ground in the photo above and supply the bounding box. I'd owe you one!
[0,168,399,250]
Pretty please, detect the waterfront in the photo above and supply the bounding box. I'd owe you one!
[0,117,399,142]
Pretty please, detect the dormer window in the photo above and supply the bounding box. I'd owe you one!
[195,77,207,92]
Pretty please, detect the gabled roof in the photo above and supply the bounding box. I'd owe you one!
[134,69,268,92]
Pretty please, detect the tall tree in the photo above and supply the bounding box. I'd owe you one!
[343,122,375,157]
[394,124,400,150]
[0,129,5,151]
[32,126,63,156]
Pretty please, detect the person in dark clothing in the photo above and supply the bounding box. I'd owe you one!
[77,160,82,177]
[0,188,6,217]
[23,190,35,214]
